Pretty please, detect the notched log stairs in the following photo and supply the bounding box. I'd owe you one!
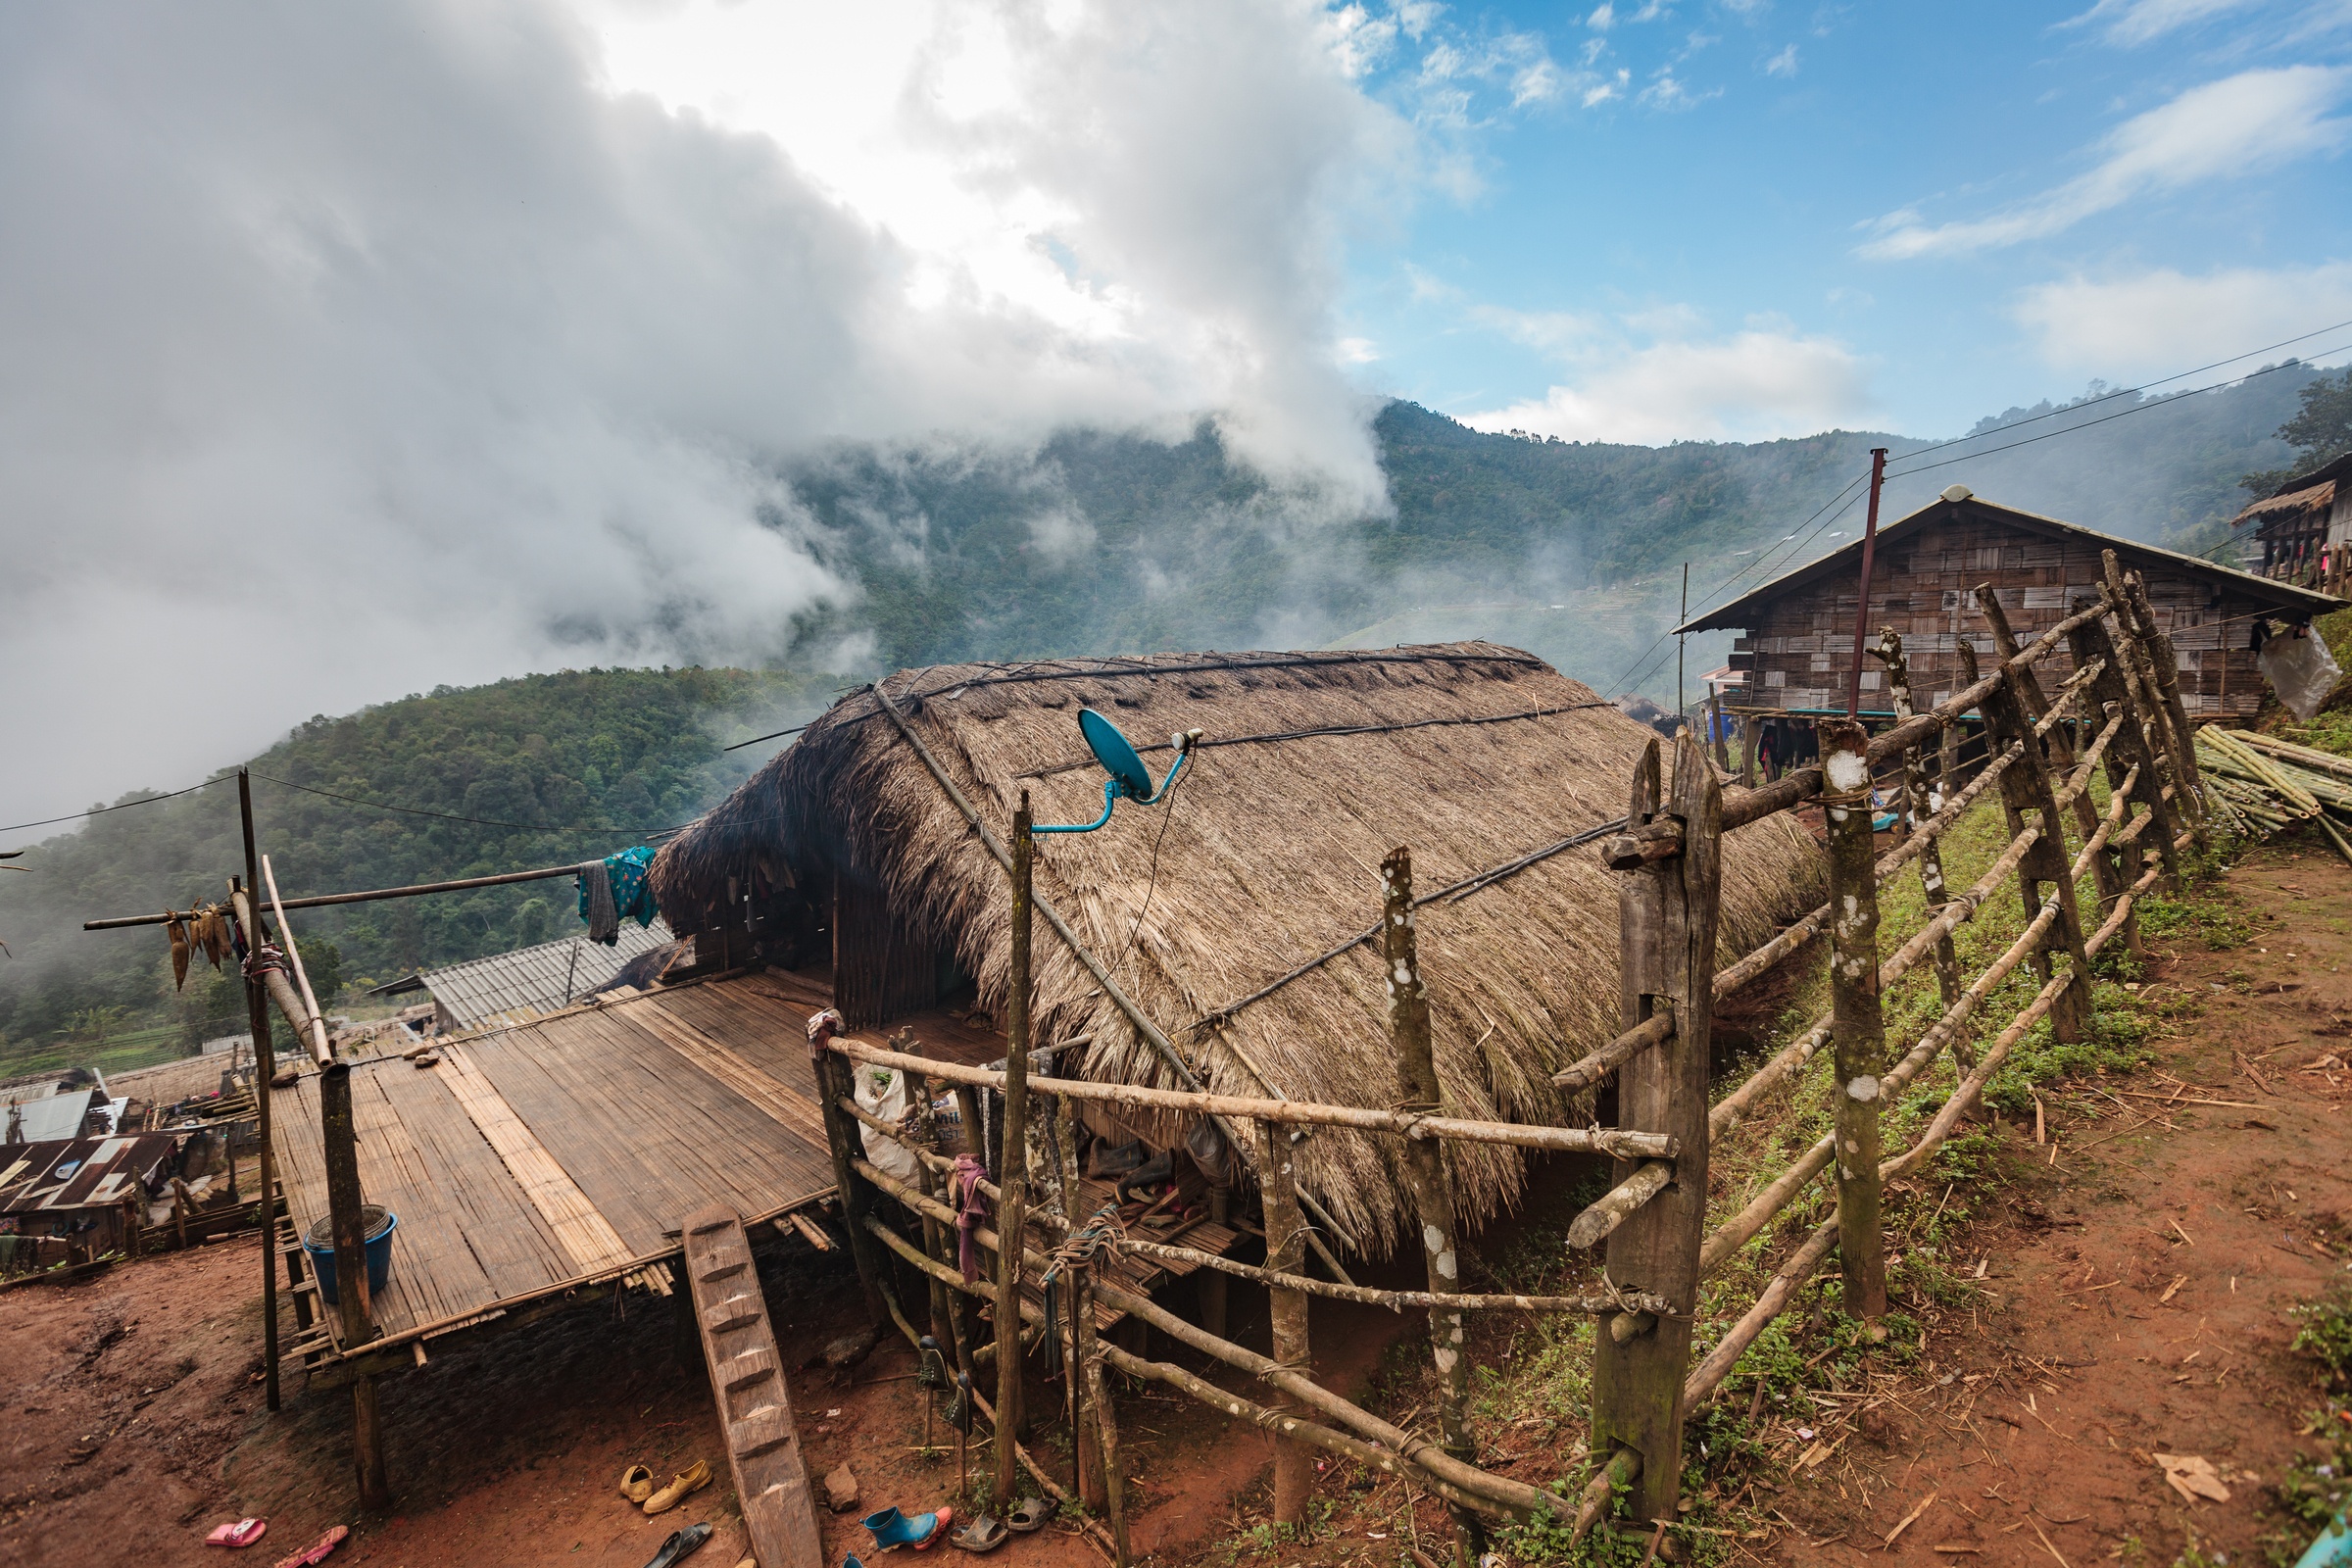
[682,1203,824,1568]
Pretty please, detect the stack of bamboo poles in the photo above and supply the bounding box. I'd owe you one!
[2197,728,2352,863]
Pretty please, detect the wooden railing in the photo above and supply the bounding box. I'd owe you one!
[808,546,2211,1562]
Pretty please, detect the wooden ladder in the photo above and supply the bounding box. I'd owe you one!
[681,1204,824,1568]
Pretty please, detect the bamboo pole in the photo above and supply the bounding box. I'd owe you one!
[1684,1220,1838,1408]
[824,1041,1677,1159]
[1381,846,1482,1565]
[1591,729,1720,1525]
[994,794,1034,1510]
[1055,1094,1108,1515]
[229,774,282,1415]
[1819,717,1886,1321]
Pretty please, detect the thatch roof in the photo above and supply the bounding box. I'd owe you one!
[651,643,1823,1250]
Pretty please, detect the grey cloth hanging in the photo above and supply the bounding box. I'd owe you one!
[580,860,619,945]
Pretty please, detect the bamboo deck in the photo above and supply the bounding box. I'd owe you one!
[271,967,1233,1357]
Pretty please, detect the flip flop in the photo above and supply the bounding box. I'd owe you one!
[949,1515,1008,1553]
[206,1520,269,1549]
[1004,1497,1054,1533]
[620,1464,656,1503]
[271,1526,348,1568]
[641,1522,712,1568]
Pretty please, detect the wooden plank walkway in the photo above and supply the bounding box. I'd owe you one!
[271,966,1243,1360]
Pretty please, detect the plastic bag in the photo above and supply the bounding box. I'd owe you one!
[854,1064,919,1181]
[2259,627,2344,721]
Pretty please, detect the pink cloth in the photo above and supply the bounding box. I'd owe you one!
[952,1154,991,1284]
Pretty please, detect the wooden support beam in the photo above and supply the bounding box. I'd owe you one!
[993,794,1034,1510]
[2115,561,2208,836]
[810,972,890,1333]
[1382,846,1484,1566]
[1257,1116,1312,1527]
[1975,645,2097,1045]
[1820,718,1886,1322]
[1552,1007,1674,1092]
[1590,730,1719,1525]
[2067,603,2177,905]
[319,1063,389,1510]
[1974,594,2121,930]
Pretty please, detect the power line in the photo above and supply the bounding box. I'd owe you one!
[0,776,229,838]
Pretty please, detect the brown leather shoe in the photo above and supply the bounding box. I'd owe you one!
[642,1459,711,1516]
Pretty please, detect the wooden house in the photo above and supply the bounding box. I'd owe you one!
[1681,486,2342,725]
[2233,451,2352,594]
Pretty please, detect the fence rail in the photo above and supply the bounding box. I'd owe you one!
[807,548,2215,1561]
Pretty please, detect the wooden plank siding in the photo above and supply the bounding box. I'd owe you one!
[1701,501,2336,719]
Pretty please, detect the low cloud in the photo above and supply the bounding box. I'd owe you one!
[1860,66,2351,259]
[1462,322,1873,444]
[0,0,1410,824]
[2015,262,2352,379]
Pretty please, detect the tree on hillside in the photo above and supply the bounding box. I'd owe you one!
[2242,367,2352,496]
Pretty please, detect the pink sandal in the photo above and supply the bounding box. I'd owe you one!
[205,1520,269,1549]
[272,1525,349,1568]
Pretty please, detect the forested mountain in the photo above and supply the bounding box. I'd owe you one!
[0,669,826,1062]
[3,365,2332,1066]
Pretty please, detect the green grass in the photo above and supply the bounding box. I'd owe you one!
[0,1023,195,1084]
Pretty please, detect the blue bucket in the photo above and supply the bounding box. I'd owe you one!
[303,1207,397,1309]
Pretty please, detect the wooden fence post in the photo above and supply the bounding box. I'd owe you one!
[993,793,1035,1509]
[1819,718,1887,1321]
[812,1037,891,1333]
[2101,554,2203,845]
[906,1061,971,1389]
[1380,846,1483,1567]
[1056,1095,1109,1514]
[1963,626,2096,1044]
[1877,631,1962,1020]
[1591,729,1720,1523]
[2067,603,2180,896]
[2117,564,2208,831]
[1256,1116,1313,1529]
[1079,1267,1130,1566]
[319,1063,390,1510]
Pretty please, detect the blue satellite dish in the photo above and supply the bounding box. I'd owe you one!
[1079,709,1156,801]
[1034,710,1200,834]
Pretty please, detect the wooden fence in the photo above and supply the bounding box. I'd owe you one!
[814,546,2209,1564]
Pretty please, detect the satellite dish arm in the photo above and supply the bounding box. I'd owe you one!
[1032,730,1200,834]
[1033,779,1121,836]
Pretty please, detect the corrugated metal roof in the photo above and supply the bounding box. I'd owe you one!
[422,919,675,1029]
[0,1133,180,1215]
[1,1090,112,1145]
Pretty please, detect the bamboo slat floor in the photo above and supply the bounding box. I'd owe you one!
[270,965,1241,1360]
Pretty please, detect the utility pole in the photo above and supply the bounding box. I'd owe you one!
[1845,448,1889,717]
[235,770,281,1412]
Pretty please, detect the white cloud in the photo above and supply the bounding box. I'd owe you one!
[1639,69,1720,110]
[0,0,1414,823]
[1763,42,1799,76]
[2062,0,2264,46]
[1463,323,1872,444]
[1861,66,2352,259]
[2014,262,2352,379]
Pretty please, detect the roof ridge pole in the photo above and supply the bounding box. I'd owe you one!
[1845,448,1890,717]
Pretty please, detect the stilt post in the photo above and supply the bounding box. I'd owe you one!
[993,794,1034,1509]
[319,1062,390,1509]
[1380,846,1484,1566]
[1591,730,1721,1523]
[809,1012,891,1332]
[1820,718,1887,1320]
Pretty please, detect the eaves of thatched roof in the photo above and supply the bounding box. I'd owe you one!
[652,643,1824,1250]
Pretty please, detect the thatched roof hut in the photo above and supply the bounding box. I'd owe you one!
[652,643,1823,1250]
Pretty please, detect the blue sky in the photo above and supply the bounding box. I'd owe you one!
[1332,0,2352,440]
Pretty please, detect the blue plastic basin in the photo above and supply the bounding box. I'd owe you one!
[303,1208,397,1308]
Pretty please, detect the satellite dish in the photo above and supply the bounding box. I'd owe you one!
[1079,709,1156,800]
[1034,710,1203,834]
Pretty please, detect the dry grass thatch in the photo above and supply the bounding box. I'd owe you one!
[652,643,1824,1251]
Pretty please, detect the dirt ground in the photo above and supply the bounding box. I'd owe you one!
[0,1181,1421,1568]
[10,842,2352,1568]
[1737,839,2352,1567]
